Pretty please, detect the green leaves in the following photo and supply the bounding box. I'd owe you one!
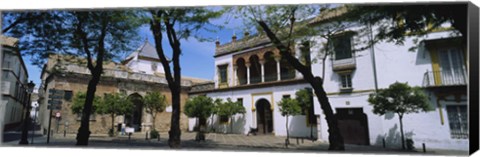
[368,82,431,116]
[345,4,466,45]
[3,10,143,67]
[144,91,167,115]
[97,92,134,116]
[215,98,246,118]
[71,91,101,114]
[295,88,313,111]
[278,97,302,117]
[184,95,215,119]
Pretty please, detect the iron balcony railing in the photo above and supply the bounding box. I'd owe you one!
[422,70,467,87]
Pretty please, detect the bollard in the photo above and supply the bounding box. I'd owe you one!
[422,143,426,153]
[64,130,66,137]
[146,132,148,140]
[128,133,132,141]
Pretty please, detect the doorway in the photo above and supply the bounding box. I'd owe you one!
[126,93,143,132]
[336,108,370,145]
[255,99,273,134]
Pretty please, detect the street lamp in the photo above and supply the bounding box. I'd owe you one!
[19,81,35,145]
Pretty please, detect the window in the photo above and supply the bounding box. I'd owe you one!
[446,105,468,139]
[332,34,353,60]
[300,41,312,67]
[218,64,228,83]
[438,48,466,85]
[237,98,243,105]
[340,73,352,89]
[64,91,73,101]
[151,63,158,71]
[219,115,229,124]
[282,95,291,99]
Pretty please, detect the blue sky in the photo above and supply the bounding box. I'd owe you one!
[23,11,246,88]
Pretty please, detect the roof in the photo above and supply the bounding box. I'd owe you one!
[308,6,348,25]
[153,72,212,85]
[214,35,271,57]
[0,35,19,47]
[125,40,169,62]
[214,7,347,57]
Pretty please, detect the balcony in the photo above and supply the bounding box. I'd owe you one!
[332,58,356,71]
[422,70,467,87]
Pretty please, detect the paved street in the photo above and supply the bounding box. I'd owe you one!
[1,131,468,156]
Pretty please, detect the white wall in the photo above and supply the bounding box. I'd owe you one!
[127,59,164,75]
[191,83,317,138]
[310,27,467,150]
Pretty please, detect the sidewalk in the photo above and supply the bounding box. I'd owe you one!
[2,132,469,156]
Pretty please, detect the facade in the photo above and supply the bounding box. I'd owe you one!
[189,7,468,151]
[37,40,210,135]
[1,35,30,131]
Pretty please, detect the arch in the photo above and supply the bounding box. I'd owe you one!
[280,54,296,80]
[126,93,144,132]
[236,58,247,85]
[255,98,273,134]
[249,55,262,84]
[263,51,277,82]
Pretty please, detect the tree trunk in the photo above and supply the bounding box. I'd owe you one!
[286,115,289,141]
[111,114,115,134]
[152,114,156,130]
[257,21,344,150]
[76,71,101,145]
[168,87,181,147]
[210,114,215,132]
[399,114,405,150]
[230,116,234,134]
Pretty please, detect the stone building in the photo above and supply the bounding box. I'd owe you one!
[37,40,210,135]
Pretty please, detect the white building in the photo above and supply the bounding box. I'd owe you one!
[189,7,468,151]
[122,40,165,75]
[1,35,30,132]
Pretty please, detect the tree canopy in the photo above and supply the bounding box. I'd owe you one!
[71,92,101,115]
[97,93,134,116]
[368,82,431,116]
[184,95,215,120]
[368,82,431,150]
[215,98,246,118]
[344,3,467,44]
[278,97,302,117]
[143,91,168,129]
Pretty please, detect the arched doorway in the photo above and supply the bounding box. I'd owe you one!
[255,99,273,134]
[126,93,144,132]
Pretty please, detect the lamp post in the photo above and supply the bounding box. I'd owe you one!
[19,81,35,145]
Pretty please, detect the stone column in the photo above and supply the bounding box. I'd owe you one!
[233,65,238,86]
[274,55,281,81]
[246,62,251,84]
[259,59,266,83]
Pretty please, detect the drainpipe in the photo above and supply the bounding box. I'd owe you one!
[368,22,379,93]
